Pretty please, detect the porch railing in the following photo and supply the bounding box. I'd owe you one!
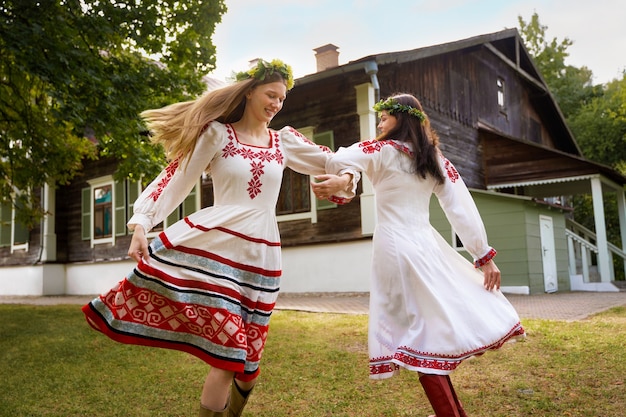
[565,218,626,282]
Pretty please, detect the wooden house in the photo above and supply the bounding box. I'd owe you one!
[1,28,625,296]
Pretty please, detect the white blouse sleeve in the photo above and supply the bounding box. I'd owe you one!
[280,126,359,202]
[433,155,496,267]
[127,122,224,232]
[326,142,375,176]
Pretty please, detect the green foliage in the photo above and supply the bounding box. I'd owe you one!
[519,13,626,260]
[560,73,626,256]
[518,13,601,119]
[0,0,226,226]
[569,76,626,171]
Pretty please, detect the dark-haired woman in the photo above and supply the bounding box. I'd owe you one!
[314,93,525,417]
[82,59,358,417]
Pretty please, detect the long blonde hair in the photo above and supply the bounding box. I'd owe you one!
[141,71,287,164]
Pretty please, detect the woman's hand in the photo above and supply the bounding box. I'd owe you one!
[128,225,149,264]
[481,260,501,291]
[311,173,352,199]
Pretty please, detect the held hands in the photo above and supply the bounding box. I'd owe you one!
[311,173,352,200]
[128,225,150,264]
[480,260,501,291]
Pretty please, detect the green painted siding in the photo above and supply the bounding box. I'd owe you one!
[475,194,530,289]
[430,190,570,294]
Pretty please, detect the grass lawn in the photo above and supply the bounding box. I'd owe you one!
[0,304,624,417]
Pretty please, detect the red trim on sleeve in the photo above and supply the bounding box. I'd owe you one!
[474,248,497,268]
[328,195,353,205]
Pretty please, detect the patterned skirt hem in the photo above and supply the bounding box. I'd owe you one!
[369,323,526,379]
[81,302,260,381]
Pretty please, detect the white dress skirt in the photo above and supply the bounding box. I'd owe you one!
[326,139,525,379]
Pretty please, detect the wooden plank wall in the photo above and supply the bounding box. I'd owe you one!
[57,157,134,263]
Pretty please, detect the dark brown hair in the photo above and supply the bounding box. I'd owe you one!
[376,93,444,184]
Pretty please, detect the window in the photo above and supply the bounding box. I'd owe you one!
[83,176,125,246]
[83,176,142,246]
[528,117,542,144]
[149,179,200,236]
[276,170,311,215]
[82,176,201,245]
[276,129,337,223]
[0,203,11,247]
[0,201,29,252]
[312,131,337,211]
[93,184,112,239]
[452,230,465,252]
[497,77,506,112]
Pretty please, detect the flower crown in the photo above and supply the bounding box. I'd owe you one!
[235,58,294,90]
[373,98,426,122]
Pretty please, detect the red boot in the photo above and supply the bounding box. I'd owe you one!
[445,375,469,417]
[419,374,463,417]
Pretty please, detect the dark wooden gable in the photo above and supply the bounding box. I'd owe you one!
[479,122,626,189]
[278,28,615,193]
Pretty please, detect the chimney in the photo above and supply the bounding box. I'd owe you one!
[313,44,339,72]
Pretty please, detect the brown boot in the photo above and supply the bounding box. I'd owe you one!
[199,403,228,417]
[228,380,254,417]
[419,374,462,417]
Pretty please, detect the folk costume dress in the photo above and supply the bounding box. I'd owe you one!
[326,139,525,380]
[82,121,357,381]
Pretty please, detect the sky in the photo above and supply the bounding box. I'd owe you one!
[208,0,625,86]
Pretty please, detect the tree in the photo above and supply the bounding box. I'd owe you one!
[519,13,626,279]
[0,0,226,226]
[518,12,602,120]
[519,13,626,177]
[569,75,626,174]
[570,75,626,279]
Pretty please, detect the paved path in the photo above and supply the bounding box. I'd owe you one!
[1,291,625,321]
[274,291,626,321]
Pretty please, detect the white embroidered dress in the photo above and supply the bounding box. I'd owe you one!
[82,121,357,381]
[326,139,525,379]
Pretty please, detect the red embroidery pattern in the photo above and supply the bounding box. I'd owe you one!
[222,141,238,158]
[369,360,400,376]
[359,139,414,157]
[149,158,180,202]
[474,247,497,268]
[393,351,463,372]
[369,323,524,375]
[97,279,269,365]
[443,157,459,183]
[221,125,284,199]
[328,195,352,205]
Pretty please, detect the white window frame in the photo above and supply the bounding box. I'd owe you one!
[497,77,506,113]
[1,195,30,253]
[87,175,116,247]
[277,126,318,224]
[276,127,337,224]
[10,206,29,253]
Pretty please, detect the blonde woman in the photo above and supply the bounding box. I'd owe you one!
[82,59,358,417]
[315,93,525,417]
